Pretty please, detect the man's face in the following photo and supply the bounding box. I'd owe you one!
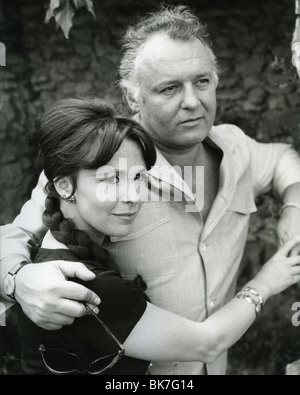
[136,34,218,152]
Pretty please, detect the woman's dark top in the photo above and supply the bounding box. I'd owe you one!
[19,248,150,375]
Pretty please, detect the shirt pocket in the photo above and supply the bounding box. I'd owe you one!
[227,183,257,214]
[224,184,257,261]
[109,202,178,278]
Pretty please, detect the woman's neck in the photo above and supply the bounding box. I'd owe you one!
[60,202,106,246]
[41,230,68,249]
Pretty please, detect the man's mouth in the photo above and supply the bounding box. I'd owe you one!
[179,117,203,125]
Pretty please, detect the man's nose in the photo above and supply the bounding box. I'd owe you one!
[181,84,201,110]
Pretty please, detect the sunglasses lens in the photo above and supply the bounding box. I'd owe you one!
[43,349,80,372]
[39,310,125,375]
[89,353,119,374]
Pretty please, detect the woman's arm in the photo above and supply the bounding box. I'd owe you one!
[123,237,300,363]
[124,298,255,363]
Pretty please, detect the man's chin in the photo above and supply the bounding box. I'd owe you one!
[175,134,208,149]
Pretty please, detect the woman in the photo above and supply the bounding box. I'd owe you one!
[19,97,300,375]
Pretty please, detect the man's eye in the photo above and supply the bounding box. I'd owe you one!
[161,85,177,94]
[196,78,210,87]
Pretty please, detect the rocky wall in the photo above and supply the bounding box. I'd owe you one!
[0,0,300,226]
[1,0,300,375]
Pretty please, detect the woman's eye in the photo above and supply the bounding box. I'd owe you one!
[107,175,119,183]
[134,173,145,182]
[99,174,119,184]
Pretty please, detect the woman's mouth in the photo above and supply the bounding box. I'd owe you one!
[112,212,138,221]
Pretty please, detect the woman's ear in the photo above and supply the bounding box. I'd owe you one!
[54,177,73,198]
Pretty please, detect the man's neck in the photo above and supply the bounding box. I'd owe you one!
[157,143,205,169]
[134,113,207,168]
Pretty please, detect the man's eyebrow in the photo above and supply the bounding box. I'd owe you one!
[152,79,179,91]
[192,71,213,80]
[153,72,213,90]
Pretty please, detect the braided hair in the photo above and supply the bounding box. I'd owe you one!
[42,182,115,270]
[37,97,156,292]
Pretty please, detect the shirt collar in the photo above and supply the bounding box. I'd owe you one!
[208,125,239,153]
[148,126,236,202]
[149,149,196,203]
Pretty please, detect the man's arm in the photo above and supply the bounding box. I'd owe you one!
[0,171,48,300]
[0,172,100,329]
[243,133,300,254]
[14,260,101,330]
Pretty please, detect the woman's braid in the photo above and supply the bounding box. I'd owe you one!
[42,183,115,271]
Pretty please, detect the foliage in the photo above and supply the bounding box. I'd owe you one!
[45,0,96,39]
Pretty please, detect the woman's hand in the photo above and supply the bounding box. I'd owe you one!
[14,260,101,330]
[249,236,300,302]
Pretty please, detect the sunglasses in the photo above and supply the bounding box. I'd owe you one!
[38,304,125,375]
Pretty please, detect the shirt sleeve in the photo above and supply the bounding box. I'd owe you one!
[232,127,300,199]
[272,147,300,198]
[13,171,48,236]
[0,172,48,295]
[75,271,147,348]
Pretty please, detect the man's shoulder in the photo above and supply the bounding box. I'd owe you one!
[209,123,255,152]
[211,123,245,133]
[210,123,246,143]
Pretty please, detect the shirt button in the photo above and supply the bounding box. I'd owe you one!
[208,300,215,308]
[200,243,207,252]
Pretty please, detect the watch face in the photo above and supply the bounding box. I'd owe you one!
[4,275,15,297]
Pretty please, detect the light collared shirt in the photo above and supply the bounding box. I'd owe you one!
[1,124,300,375]
[105,124,300,375]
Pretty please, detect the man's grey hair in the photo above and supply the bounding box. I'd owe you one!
[118,4,219,101]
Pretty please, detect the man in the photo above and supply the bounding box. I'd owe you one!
[1,5,300,375]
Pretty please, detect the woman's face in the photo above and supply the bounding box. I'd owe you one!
[70,139,148,243]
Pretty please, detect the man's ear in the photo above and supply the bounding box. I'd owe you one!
[54,177,74,198]
[124,89,140,114]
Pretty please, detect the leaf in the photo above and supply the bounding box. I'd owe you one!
[84,0,96,18]
[45,0,61,23]
[81,0,96,18]
[73,0,85,8]
[73,0,96,18]
[54,1,75,39]
[44,0,95,39]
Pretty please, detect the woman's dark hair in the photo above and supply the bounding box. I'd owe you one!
[38,97,156,282]
[39,97,156,194]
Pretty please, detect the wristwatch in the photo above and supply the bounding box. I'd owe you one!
[3,261,28,301]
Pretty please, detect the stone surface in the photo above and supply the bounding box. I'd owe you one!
[1,0,299,376]
[0,0,300,244]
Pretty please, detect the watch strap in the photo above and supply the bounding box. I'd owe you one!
[8,261,29,276]
[5,261,29,300]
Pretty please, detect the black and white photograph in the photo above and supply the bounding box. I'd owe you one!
[0,0,300,378]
